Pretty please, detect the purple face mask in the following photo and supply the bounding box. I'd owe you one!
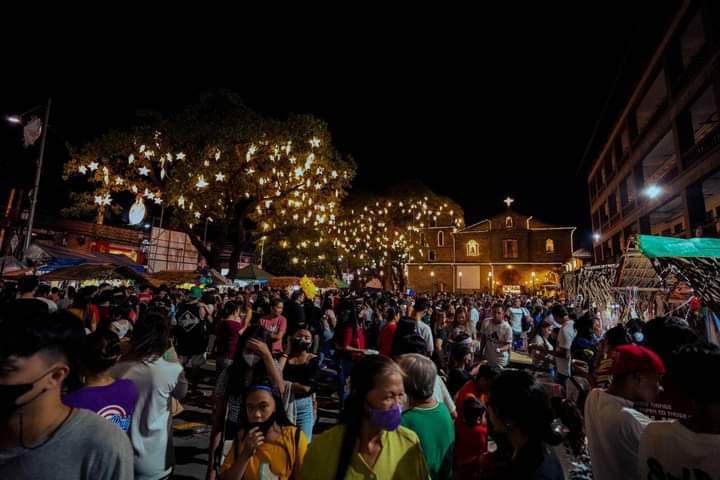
[366,403,402,431]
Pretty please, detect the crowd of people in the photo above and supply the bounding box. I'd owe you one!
[0,274,718,479]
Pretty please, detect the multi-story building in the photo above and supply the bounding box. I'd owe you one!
[587,0,720,264]
[406,200,577,294]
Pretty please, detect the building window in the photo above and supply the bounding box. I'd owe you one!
[503,239,518,259]
[467,240,479,257]
[428,250,436,262]
[419,232,426,247]
[437,231,445,247]
[545,238,555,254]
[505,216,513,229]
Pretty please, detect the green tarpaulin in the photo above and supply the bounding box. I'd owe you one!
[638,235,720,259]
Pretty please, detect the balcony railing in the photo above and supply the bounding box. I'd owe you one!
[683,122,720,167]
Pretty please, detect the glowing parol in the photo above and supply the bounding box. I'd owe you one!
[128,198,147,226]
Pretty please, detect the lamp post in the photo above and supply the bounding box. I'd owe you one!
[7,99,51,258]
[458,270,463,292]
[430,271,436,294]
[488,271,493,295]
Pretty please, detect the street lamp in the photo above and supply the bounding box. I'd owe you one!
[6,99,52,257]
[458,271,463,291]
[644,184,662,199]
[593,232,601,242]
[430,271,436,294]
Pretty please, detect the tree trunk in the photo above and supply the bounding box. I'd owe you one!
[179,223,215,269]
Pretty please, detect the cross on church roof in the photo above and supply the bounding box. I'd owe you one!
[503,196,514,208]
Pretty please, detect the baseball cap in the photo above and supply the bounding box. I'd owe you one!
[610,345,666,376]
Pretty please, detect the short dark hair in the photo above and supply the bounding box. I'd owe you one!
[552,305,568,319]
[475,364,502,382]
[78,329,122,374]
[414,297,429,313]
[671,342,720,403]
[0,311,85,368]
[462,396,485,425]
[18,275,39,294]
[35,284,51,297]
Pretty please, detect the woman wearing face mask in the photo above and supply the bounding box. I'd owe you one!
[219,384,307,480]
[207,326,284,480]
[279,329,319,442]
[301,355,429,479]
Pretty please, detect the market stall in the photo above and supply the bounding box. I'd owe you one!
[41,263,150,287]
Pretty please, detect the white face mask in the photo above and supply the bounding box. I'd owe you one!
[243,352,261,367]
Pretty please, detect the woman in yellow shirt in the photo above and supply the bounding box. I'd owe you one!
[220,384,307,480]
[301,355,430,479]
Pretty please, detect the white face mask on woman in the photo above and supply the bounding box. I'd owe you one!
[243,351,261,367]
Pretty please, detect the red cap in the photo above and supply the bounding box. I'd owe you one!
[610,345,666,376]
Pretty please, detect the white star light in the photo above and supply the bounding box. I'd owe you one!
[153,197,163,205]
[139,145,146,153]
[176,152,186,160]
[101,194,112,206]
[78,165,87,174]
[128,154,135,164]
[138,166,150,176]
[196,176,209,189]
[115,176,124,185]
[194,211,201,219]
[88,161,99,172]
[143,189,155,199]
[215,172,225,182]
[309,137,321,148]
[94,195,103,205]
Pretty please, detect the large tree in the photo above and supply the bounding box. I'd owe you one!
[330,181,464,290]
[64,93,355,276]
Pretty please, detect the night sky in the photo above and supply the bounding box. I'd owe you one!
[0,3,679,250]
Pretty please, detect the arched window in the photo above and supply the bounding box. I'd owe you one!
[438,231,445,247]
[467,240,479,257]
[505,216,513,229]
[545,238,555,254]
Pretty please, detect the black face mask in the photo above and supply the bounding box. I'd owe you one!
[247,411,276,435]
[291,338,311,352]
[0,369,55,420]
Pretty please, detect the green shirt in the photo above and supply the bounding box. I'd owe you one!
[401,402,454,480]
[300,424,430,480]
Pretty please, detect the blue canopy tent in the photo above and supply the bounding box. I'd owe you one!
[24,244,145,274]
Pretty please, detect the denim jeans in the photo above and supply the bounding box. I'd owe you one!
[294,395,315,442]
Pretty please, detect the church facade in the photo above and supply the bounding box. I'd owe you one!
[406,204,577,294]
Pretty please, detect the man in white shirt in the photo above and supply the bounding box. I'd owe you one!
[411,297,434,355]
[551,306,575,386]
[638,342,720,479]
[480,304,513,367]
[585,344,665,480]
[468,300,480,334]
